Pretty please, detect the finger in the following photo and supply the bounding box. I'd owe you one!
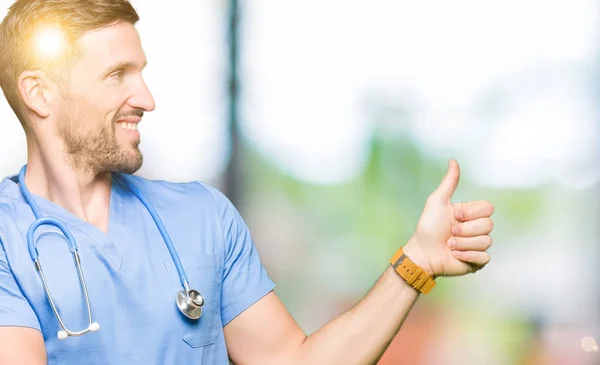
[454,201,494,221]
[447,235,492,251]
[430,159,460,202]
[452,250,490,269]
[451,218,493,237]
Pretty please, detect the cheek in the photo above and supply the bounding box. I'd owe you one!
[81,100,118,129]
[65,83,127,130]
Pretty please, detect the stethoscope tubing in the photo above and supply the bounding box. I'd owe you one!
[112,173,190,287]
[19,165,99,338]
[19,165,192,289]
[17,164,202,338]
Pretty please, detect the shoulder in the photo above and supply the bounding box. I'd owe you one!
[122,174,237,219]
[0,178,29,257]
[0,200,18,243]
[120,175,246,259]
[0,177,26,225]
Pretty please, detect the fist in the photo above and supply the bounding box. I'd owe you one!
[402,160,494,277]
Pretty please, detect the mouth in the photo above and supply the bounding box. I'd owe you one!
[117,122,139,131]
[116,116,141,132]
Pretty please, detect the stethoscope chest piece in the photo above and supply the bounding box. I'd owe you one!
[176,287,204,320]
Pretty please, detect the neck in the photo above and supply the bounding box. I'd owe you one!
[24,135,113,233]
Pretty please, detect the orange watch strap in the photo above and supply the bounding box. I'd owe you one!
[390,247,436,294]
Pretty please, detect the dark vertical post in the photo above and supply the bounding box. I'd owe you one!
[224,0,242,207]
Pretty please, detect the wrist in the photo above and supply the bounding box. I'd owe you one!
[389,240,437,295]
[401,238,435,277]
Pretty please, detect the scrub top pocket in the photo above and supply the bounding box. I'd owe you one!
[163,253,222,348]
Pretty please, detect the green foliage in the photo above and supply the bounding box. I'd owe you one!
[243,132,547,299]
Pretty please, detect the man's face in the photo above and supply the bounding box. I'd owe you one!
[55,21,155,174]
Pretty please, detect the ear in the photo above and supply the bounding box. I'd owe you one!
[17,70,54,118]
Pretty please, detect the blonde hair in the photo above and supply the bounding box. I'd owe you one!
[0,0,140,125]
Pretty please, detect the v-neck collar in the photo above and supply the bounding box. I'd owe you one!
[1,174,124,269]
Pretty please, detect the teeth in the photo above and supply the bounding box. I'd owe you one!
[118,123,138,131]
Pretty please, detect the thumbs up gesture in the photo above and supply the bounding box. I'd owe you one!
[402,160,494,277]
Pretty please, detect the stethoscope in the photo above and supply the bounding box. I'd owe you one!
[18,165,205,340]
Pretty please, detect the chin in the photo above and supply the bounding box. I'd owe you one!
[115,159,143,175]
[106,148,143,175]
[125,152,144,173]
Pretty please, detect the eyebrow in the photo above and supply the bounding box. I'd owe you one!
[101,59,147,78]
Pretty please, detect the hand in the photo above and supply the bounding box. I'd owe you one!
[402,159,494,277]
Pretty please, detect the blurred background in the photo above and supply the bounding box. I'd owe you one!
[1,0,600,364]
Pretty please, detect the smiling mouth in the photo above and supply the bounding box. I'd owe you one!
[117,122,139,131]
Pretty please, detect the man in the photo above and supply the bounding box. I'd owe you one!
[0,0,494,364]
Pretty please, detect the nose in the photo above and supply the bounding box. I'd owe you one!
[128,77,156,112]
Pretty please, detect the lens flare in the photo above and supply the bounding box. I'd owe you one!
[34,27,66,58]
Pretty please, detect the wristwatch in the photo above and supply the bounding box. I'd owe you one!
[390,247,436,294]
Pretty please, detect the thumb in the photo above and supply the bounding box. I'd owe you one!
[431,159,460,201]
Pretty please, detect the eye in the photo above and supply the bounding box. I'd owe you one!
[109,69,125,80]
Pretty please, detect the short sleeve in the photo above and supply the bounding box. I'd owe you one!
[199,184,276,326]
[0,237,41,331]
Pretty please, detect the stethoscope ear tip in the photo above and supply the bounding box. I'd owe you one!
[57,322,100,340]
[90,322,100,332]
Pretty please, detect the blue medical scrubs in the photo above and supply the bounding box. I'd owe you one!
[0,174,275,364]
